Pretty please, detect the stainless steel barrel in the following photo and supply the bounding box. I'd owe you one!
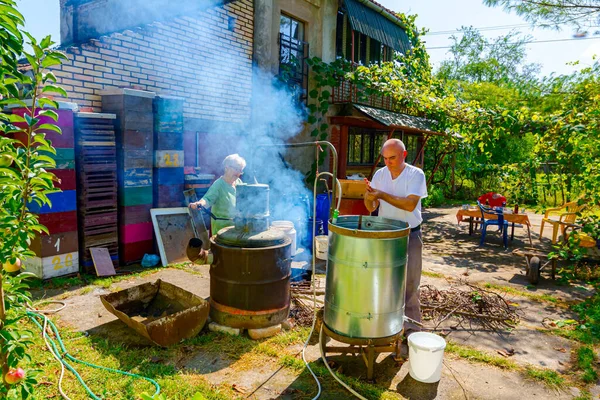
[324,215,410,338]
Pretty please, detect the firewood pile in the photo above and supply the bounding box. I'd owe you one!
[420,282,520,331]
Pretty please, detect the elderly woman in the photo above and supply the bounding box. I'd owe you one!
[189,154,246,234]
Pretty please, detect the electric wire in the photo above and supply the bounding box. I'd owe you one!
[427,35,600,49]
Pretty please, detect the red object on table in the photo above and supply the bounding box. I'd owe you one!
[477,192,507,208]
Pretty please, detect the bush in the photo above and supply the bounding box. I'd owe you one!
[423,185,445,208]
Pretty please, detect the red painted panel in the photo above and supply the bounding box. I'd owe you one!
[38,211,78,234]
[121,240,154,263]
[119,205,152,225]
[120,222,153,244]
[49,169,76,191]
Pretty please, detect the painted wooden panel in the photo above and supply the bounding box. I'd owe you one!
[120,222,153,244]
[120,168,152,187]
[119,205,152,225]
[120,239,154,263]
[28,190,77,214]
[14,125,74,149]
[153,97,184,114]
[102,94,153,111]
[30,230,78,258]
[38,148,75,169]
[122,111,153,131]
[23,251,79,279]
[122,130,152,150]
[154,115,184,133]
[154,184,185,207]
[155,133,183,151]
[12,108,74,128]
[122,150,153,169]
[118,186,152,207]
[154,167,184,185]
[155,150,184,168]
[49,169,76,191]
[38,211,78,234]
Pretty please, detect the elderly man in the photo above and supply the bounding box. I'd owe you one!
[363,139,427,337]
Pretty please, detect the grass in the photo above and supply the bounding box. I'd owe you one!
[576,346,598,384]
[22,315,405,400]
[445,341,572,389]
[446,341,518,370]
[422,270,446,279]
[525,367,565,388]
[481,282,565,306]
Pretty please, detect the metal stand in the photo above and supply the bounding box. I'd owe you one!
[319,323,403,381]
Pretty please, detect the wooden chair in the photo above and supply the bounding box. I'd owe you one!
[539,201,586,244]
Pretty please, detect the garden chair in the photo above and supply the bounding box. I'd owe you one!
[477,201,509,249]
[539,201,586,244]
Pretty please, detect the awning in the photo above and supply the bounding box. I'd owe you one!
[344,0,412,54]
[354,104,439,133]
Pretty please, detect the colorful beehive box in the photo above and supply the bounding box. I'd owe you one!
[8,101,80,279]
[75,112,120,272]
[101,89,155,264]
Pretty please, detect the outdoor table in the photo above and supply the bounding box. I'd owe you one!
[456,208,533,245]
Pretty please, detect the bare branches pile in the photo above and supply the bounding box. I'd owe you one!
[420,282,520,331]
[290,281,323,327]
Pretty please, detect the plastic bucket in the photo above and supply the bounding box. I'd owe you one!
[315,235,328,260]
[271,221,297,255]
[408,332,447,383]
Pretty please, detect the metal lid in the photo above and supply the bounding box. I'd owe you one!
[328,215,410,239]
[215,226,289,248]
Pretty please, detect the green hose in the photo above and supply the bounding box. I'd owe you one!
[27,311,161,399]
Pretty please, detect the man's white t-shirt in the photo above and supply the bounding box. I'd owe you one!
[371,164,428,228]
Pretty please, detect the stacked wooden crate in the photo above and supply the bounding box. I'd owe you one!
[74,112,119,272]
[153,96,185,208]
[11,102,80,279]
[101,89,155,264]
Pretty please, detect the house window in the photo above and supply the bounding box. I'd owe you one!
[279,14,308,100]
[347,128,390,165]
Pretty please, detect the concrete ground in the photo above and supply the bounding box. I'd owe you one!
[32,206,599,399]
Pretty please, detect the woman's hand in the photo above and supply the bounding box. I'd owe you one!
[189,199,206,210]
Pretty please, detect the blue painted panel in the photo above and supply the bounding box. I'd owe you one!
[119,168,152,187]
[28,190,77,214]
[154,167,184,185]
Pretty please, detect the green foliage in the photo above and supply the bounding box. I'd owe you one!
[422,185,445,208]
[484,0,600,29]
[570,289,600,344]
[576,346,598,383]
[0,0,67,396]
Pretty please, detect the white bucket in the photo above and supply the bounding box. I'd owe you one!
[315,235,328,260]
[271,220,297,255]
[408,332,447,383]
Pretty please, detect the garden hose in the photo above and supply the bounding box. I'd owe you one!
[27,309,161,399]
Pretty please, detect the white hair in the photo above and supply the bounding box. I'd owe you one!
[222,153,246,170]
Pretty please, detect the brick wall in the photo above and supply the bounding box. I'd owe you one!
[52,0,253,124]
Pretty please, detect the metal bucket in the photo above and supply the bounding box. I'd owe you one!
[209,236,292,329]
[324,215,410,338]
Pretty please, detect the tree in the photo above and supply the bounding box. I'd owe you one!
[1,0,68,397]
[484,0,600,30]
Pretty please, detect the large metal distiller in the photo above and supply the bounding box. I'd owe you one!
[209,184,292,329]
[324,215,410,339]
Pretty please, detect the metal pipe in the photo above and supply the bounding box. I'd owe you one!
[252,141,339,219]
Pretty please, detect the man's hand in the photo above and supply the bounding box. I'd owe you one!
[189,199,206,210]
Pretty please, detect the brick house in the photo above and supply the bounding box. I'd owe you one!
[54,0,254,171]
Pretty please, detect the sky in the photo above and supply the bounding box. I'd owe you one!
[17,0,600,78]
